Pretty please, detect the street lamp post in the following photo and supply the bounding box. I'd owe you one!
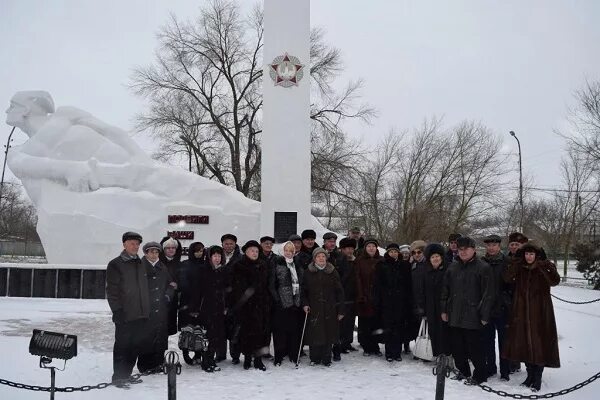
[509,130,524,232]
[0,126,16,204]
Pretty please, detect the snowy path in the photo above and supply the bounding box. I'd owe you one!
[1,285,599,400]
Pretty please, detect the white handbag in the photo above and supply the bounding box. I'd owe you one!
[413,317,434,361]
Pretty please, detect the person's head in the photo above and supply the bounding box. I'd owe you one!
[425,243,445,269]
[364,239,379,257]
[208,245,225,267]
[410,240,427,262]
[6,91,55,135]
[399,245,410,261]
[312,247,328,267]
[301,229,316,249]
[122,231,142,256]
[221,234,238,253]
[323,232,338,251]
[339,238,357,257]
[483,234,502,256]
[188,242,205,261]
[242,240,260,260]
[520,243,540,265]
[162,237,179,259]
[143,242,162,263]
[456,236,476,262]
[524,251,536,265]
[260,236,274,254]
[288,234,303,253]
[282,241,295,259]
[385,243,400,260]
[508,232,528,254]
[348,227,361,240]
[448,233,462,252]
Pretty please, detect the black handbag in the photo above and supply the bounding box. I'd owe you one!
[178,325,209,352]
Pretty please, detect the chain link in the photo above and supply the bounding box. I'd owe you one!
[551,293,600,304]
[437,362,600,399]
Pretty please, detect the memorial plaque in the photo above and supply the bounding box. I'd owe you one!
[168,215,209,224]
[167,231,195,240]
[274,212,297,243]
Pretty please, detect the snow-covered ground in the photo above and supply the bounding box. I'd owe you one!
[1,285,599,400]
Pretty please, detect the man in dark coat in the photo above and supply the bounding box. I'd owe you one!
[230,240,272,371]
[302,247,345,366]
[295,229,319,270]
[505,231,528,374]
[502,243,560,392]
[322,232,340,265]
[220,233,242,363]
[335,238,358,353]
[260,235,278,267]
[222,233,242,266]
[481,234,512,380]
[106,232,148,386]
[139,241,176,373]
[421,243,450,357]
[198,245,232,372]
[159,236,182,336]
[347,226,365,254]
[375,243,413,362]
[355,238,383,355]
[409,240,428,354]
[441,236,493,385]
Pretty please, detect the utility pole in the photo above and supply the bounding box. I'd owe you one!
[509,131,524,231]
[0,126,17,204]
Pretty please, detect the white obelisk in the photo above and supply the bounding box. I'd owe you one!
[260,0,312,241]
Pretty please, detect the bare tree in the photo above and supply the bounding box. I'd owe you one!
[130,0,374,199]
[0,181,38,242]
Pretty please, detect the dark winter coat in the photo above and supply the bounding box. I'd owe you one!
[177,245,204,329]
[296,244,319,270]
[326,248,340,266]
[230,255,272,355]
[374,254,413,330]
[269,256,304,309]
[424,261,450,356]
[106,252,149,323]
[412,258,428,316]
[160,236,183,335]
[197,261,232,345]
[502,252,560,368]
[445,249,458,265]
[140,257,175,353]
[355,250,383,317]
[224,245,242,266]
[441,255,493,330]
[335,254,357,304]
[482,251,512,319]
[301,262,345,346]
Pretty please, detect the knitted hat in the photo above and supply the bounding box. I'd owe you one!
[142,241,162,253]
[301,229,317,240]
[312,247,328,260]
[399,244,410,253]
[122,231,142,243]
[386,243,400,252]
[363,238,379,248]
[242,240,261,252]
[162,237,179,249]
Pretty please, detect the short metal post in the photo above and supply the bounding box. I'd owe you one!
[435,355,448,400]
[164,351,181,400]
[49,366,56,400]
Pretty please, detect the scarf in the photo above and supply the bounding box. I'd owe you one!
[286,260,299,295]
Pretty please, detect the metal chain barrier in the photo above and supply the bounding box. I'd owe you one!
[434,359,600,399]
[551,293,600,305]
[0,367,162,393]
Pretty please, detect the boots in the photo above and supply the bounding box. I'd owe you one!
[243,356,252,370]
[521,365,534,387]
[531,366,544,392]
[253,357,267,371]
[332,345,341,362]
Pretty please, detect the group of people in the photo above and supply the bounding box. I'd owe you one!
[106,228,560,393]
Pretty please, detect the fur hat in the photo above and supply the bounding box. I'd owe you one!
[386,243,400,252]
[312,247,328,260]
[242,240,260,253]
[323,232,338,240]
[424,243,445,260]
[339,238,357,249]
[122,231,142,243]
[456,236,476,248]
[221,233,238,243]
[508,232,528,244]
[363,238,379,248]
[410,240,427,252]
[301,229,317,240]
[143,241,162,253]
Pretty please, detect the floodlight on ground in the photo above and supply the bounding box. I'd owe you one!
[29,329,78,400]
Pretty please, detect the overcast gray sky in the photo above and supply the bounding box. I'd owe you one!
[1,0,599,191]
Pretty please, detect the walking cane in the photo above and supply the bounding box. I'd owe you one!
[295,311,309,369]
